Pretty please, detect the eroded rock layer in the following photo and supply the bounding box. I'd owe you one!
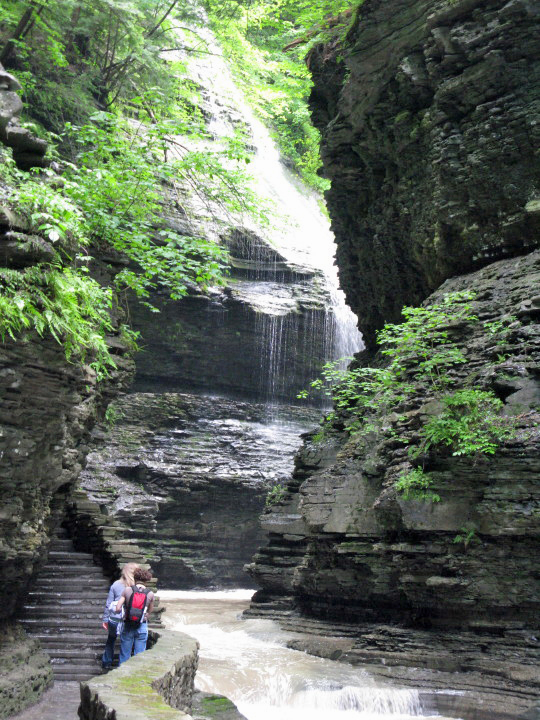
[79,393,319,588]
[308,0,540,347]
[247,251,540,714]
[131,226,337,403]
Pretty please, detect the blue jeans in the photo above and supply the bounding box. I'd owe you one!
[119,622,148,665]
[102,620,119,668]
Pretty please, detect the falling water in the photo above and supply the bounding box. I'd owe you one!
[179,19,363,406]
[160,590,460,720]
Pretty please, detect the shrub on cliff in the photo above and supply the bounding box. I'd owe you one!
[299,291,516,501]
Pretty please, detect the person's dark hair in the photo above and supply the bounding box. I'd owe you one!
[133,568,152,584]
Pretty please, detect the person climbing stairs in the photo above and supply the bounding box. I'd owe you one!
[19,529,111,681]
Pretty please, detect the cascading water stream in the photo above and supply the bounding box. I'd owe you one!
[160,590,459,720]
[179,19,363,408]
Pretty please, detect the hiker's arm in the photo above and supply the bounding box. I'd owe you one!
[116,588,129,611]
[147,593,154,617]
[102,584,114,628]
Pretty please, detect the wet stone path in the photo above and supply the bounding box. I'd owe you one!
[11,682,80,720]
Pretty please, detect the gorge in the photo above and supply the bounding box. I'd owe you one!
[0,0,539,719]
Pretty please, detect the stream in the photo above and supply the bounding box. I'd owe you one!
[160,590,460,720]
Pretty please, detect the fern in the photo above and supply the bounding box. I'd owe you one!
[0,266,117,378]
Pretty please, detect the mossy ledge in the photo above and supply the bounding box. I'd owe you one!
[79,629,197,720]
[78,629,246,720]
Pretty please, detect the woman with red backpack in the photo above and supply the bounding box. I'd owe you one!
[101,562,139,670]
[115,567,155,665]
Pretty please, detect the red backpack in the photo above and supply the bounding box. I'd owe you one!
[125,585,150,627]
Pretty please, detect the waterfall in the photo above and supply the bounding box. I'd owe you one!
[178,19,363,406]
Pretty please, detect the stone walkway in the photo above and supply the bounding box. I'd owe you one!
[10,682,81,720]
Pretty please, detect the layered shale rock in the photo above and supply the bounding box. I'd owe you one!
[247,251,540,716]
[308,0,540,347]
[131,224,337,403]
[0,63,47,170]
[79,392,319,588]
[0,140,134,713]
[246,3,540,713]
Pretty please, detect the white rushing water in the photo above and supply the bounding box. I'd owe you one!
[177,18,363,386]
[160,590,456,720]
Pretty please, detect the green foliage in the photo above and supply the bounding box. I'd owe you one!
[104,403,124,429]
[417,389,513,457]
[62,112,241,299]
[17,176,89,253]
[300,291,478,435]
[265,482,286,507]
[206,1,359,190]
[0,0,204,131]
[453,525,479,548]
[299,291,514,503]
[0,265,117,377]
[395,468,440,503]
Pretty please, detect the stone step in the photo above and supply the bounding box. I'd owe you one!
[51,648,103,661]
[23,609,104,621]
[52,655,102,665]
[53,665,103,681]
[20,618,106,631]
[47,551,101,564]
[49,539,74,550]
[39,564,105,574]
[21,531,115,678]
[32,578,110,589]
[33,633,104,647]
[26,592,107,603]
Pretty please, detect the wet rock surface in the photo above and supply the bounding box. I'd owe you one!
[309,0,540,347]
[247,251,540,715]
[79,393,320,588]
[130,225,338,404]
[8,682,80,720]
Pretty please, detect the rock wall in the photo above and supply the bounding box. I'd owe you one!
[0,623,52,720]
[78,627,246,720]
[0,79,134,714]
[131,225,337,403]
[79,393,320,588]
[308,0,540,347]
[247,252,540,714]
[0,63,47,170]
[246,1,540,712]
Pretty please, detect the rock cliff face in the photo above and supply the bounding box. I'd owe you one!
[248,252,540,716]
[131,226,337,403]
[247,0,540,715]
[0,215,134,623]
[250,252,540,624]
[79,393,319,588]
[0,78,134,710]
[308,0,540,347]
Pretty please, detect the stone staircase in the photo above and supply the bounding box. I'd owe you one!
[19,531,111,681]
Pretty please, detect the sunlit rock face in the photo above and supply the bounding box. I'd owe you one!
[308,0,540,348]
[79,393,319,588]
